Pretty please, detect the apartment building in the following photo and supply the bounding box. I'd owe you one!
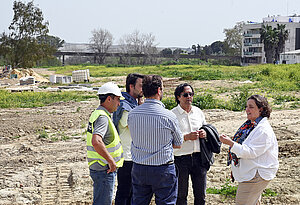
[242,15,300,64]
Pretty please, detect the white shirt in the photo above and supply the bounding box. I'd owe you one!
[231,117,279,182]
[118,110,132,161]
[172,105,206,156]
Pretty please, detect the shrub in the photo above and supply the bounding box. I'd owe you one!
[227,89,250,111]
[162,97,177,110]
[193,94,219,109]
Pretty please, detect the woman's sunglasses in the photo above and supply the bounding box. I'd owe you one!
[181,92,194,97]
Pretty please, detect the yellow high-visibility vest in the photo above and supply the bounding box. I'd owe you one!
[86,109,124,168]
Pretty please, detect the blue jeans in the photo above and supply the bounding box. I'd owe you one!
[131,162,178,205]
[89,169,116,205]
[115,161,133,205]
[175,153,207,205]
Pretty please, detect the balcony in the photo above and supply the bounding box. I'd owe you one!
[251,34,261,38]
[244,33,252,37]
[253,52,263,57]
[244,52,263,57]
[244,52,254,56]
[252,43,263,47]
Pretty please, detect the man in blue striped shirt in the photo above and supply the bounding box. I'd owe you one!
[128,75,183,205]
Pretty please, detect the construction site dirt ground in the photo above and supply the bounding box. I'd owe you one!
[0,69,299,204]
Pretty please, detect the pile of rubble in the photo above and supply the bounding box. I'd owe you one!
[0,66,49,85]
[11,68,49,84]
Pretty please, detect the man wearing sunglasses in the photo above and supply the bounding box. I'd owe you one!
[172,83,208,205]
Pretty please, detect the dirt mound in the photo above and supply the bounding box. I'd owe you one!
[11,68,49,82]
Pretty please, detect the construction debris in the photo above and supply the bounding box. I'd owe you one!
[10,68,49,83]
[20,76,35,85]
[72,69,90,82]
[50,75,72,84]
[0,65,12,78]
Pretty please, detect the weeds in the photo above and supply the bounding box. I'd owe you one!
[161,97,177,110]
[207,179,278,199]
[263,188,278,197]
[227,89,250,111]
[1,64,298,110]
[61,135,70,141]
[206,179,237,198]
[82,130,87,136]
[38,130,48,139]
[273,95,299,105]
[50,137,59,142]
[81,122,87,129]
[193,94,220,109]
[49,64,299,94]
[163,90,252,111]
[0,90,96,108]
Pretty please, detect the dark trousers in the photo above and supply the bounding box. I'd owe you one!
[115,161,133,205]
[131,162,178,205]
[175,153,207,205]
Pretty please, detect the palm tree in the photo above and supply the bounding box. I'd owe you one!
[260,25,278,63]
[192,44,197,55]
[275,24,289,62]
[260,24,289,64]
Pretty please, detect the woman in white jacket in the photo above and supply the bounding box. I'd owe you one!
[220,95,279,205]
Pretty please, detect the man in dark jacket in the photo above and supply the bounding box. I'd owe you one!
[113,73,144,205]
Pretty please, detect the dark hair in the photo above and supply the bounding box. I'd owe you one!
[248,95,272,118]
[174,83,194,104]
[98,94,115,104]
[126,73,144,93]
[142,75,163,98]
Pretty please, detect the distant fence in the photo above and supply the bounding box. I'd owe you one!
[54,51,241,65]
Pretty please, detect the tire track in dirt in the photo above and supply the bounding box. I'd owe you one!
[41,165,73,205]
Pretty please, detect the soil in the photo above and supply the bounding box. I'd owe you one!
[0,69,299,205]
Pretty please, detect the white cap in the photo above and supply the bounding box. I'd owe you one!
[97,82,123,97]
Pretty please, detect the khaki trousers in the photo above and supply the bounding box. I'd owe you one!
[235,172,270,205]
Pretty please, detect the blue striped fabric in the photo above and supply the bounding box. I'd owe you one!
[128,99,183,165]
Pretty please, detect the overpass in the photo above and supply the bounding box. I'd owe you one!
[54,51,241,65]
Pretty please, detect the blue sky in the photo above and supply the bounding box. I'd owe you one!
[0,0,299,47]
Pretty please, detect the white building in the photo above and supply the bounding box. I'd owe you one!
[280,49,300,64]
[242,15,300,65]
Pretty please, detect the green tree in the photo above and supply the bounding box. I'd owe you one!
[260,24,289,63]
[211,41,225,54]
[0,1,58,68]
[223,22,244,56]
[260,25,278,63]
[160,48,172,57]
[173,48,182,55]
[275,24,289,62]
[37,35,64,50]
[202,45,211,55]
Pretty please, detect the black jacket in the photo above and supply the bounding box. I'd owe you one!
[199,124,221,170]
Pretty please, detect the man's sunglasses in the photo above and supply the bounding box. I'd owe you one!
[181,92,194,97]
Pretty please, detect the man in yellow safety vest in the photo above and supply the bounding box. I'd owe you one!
[86,82,124,205]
